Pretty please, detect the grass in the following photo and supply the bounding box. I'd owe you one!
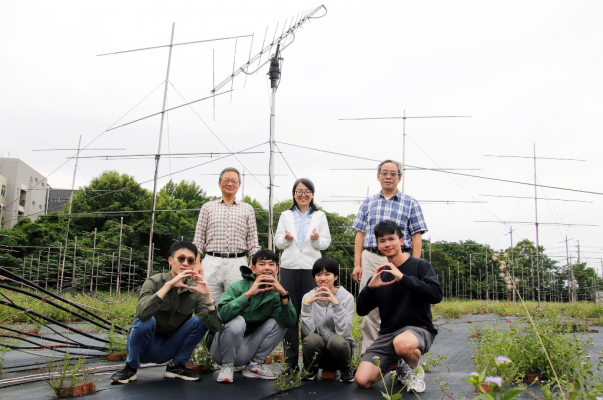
[0,289,137,326]
[432,299,603,324]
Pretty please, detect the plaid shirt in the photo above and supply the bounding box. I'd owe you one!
[193,199,261,255]
[352,190,428,250]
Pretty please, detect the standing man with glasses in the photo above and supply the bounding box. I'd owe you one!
[352,160,428,363]
[193,167,261,303]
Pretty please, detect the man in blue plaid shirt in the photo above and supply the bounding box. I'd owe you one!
[352,159,428,357]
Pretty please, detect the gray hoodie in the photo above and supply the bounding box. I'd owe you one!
[300,286,355,344]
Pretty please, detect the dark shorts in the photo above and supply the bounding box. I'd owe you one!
[361,326,434,371]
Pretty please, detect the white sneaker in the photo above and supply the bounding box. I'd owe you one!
[217,365,234,383]
[407,365,426,393]
[396,361,412,386]
[242,363,277,380]
[234,365,246,372]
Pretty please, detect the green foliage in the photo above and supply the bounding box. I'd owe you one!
[421,352,448,372]
[187,337,214,371]
[270,342,304,394]
[0,345,8,373]
[463,361,525,400]
[469,315,590,383]
[106,325,127,356]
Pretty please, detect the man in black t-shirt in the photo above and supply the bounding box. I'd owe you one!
[354,220,443,393]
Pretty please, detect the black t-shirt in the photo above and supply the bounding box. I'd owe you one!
[356,256,443,337]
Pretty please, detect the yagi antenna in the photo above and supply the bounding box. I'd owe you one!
[211,5,327,252]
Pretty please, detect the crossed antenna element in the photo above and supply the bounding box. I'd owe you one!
[339,111,472,194]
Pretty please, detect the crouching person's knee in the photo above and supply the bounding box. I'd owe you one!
[354,361,379,389]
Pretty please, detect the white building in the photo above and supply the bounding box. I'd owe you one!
[0,158,49,229]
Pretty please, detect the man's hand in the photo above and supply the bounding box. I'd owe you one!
[189,273,212,298]
[310,228,319,240]
[367,263,403,289]
[166,270,195,289]
[306,287,339,305]
[352,265,362,284]
[284,230,294,241]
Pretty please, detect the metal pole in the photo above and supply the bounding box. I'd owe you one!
[36,251,41,290]
[45,247,50,290]
[61,135,82,290]
[267,44,281,251]
[109,252,115,296]
[510,227,515,303]
[95,254,100,293]
[29,254,33,281]
[57,242,62,290]
[128,248,132,292]
[470,254,472,300]
[147,23,176,278]
[533,144,541,306]
[71,236,77,297]
[485,249,489,303]
[401,110,406,195]
[90,228,97,291]
[116,217,123,296]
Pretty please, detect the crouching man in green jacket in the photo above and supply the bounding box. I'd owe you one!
[208,249,297,383]
[110,241,222,384]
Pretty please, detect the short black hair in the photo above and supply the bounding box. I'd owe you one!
[374,220,403,240]
[170,241,198,258]
[289,178,318,213]
[312,257,339,278]
[252,249,279,265]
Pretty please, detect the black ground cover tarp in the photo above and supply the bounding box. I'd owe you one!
[1,314,601,399]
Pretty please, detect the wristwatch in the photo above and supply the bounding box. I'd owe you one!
[205,300,216,307]
[279,292,290,301]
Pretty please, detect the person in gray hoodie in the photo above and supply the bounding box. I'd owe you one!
[300,257,355,382]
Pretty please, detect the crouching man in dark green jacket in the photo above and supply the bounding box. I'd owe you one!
[209,249,296,383]
[110,241,222,384]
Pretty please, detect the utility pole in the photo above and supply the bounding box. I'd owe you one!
[147,23,175,278]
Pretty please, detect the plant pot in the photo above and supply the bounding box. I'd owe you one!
[264,356,272,364]
[107,353,125,362]
[59,382,89,398]
[23,329,39,335]
[273,353,284,362]
[86,381,96,394]
[475,383,492,393]
[321,370,337,380]
[590,329,599,333]
[470,334,477,338]
[523,371,539,383]
[187,365,205,374]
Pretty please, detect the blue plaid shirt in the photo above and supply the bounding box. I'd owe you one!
[352,190,428,250]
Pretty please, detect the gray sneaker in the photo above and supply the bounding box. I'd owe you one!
[396,361,412,386]
[407,365,426,393]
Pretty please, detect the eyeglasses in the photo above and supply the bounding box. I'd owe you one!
[295,190,313,195]
[379,171,399,177]
[175,255,196,265]
[220,179,240,185]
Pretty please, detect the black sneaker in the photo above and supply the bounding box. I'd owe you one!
[302,366,319,381]
[340,366,354,383]
[110,365,137,384]
[164,364,201,381]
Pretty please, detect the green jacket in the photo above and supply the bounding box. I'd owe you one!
[137,272,223,336]
[208,266,297,346]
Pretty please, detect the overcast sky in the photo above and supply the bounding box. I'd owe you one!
[1,1,602,271]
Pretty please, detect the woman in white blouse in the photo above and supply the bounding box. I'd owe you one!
[275,178,331,372]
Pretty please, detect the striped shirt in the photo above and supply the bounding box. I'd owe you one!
[293,206,313,251]
[193,198,261,255]
[352,190,427,251]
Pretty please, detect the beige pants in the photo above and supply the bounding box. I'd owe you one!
[359,250,387,355]
[201,254,247,304]
[359,249,411,355]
